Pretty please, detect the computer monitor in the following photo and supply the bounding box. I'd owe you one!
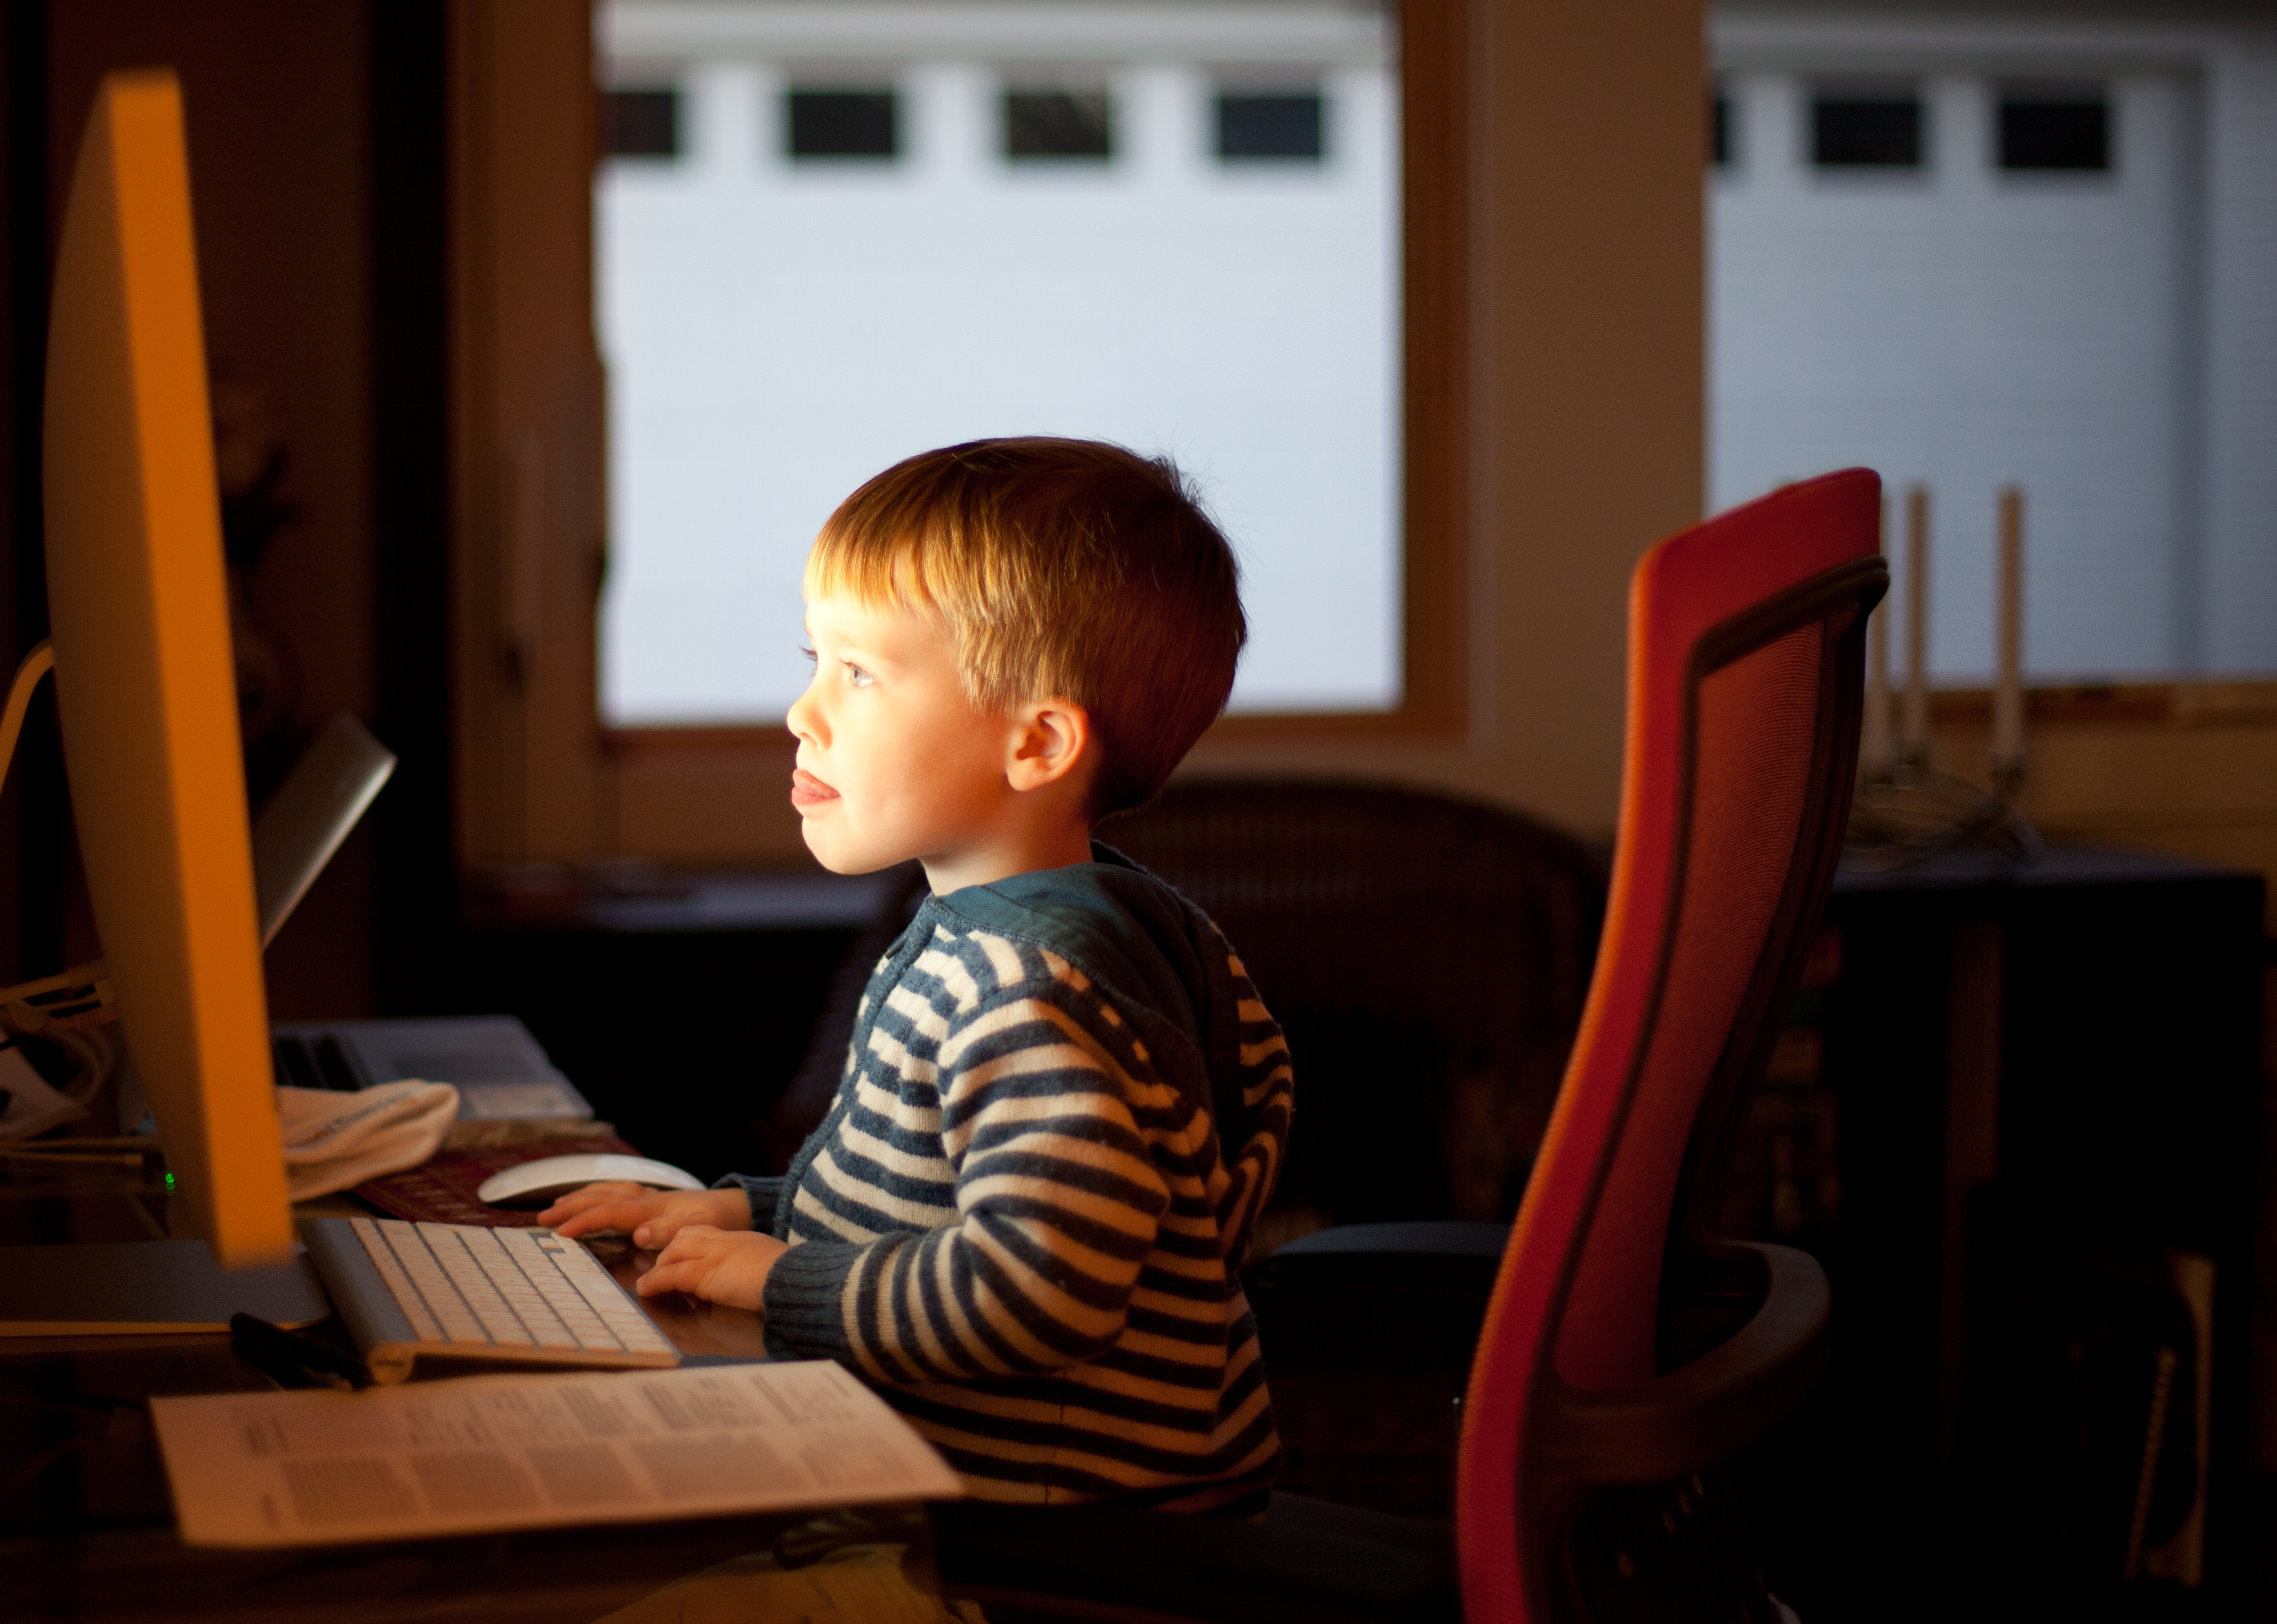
[39,69,293,1268]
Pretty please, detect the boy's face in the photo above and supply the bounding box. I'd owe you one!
[786,591,1040,881]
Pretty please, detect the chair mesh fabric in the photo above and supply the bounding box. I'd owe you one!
[1555,625,1823,1389]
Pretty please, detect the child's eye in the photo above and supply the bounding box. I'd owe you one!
[799,644,816,665]
[845,662,874,688]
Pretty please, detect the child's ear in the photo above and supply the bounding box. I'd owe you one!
[1005,699,1091,793]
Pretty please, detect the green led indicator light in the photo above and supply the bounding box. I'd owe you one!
[163,1172,175,1189]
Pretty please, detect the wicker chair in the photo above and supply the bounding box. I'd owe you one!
[1100,781,1610,1519]
[769,784,1608,1246]
[1103,779,1608,1241]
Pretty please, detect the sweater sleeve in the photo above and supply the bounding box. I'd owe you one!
[710,1172,786,1232]
[1206,939,1295,1267]
[759,981,1172,1384]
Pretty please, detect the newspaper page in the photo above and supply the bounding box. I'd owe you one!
[151,1360,964,1549]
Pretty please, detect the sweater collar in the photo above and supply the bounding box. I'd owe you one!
[927,843,1209,1056]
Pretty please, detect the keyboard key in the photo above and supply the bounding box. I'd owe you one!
[422,1225,536,1347]
[350,1216,444,1343]
[378,1220,487,1343]
[333,1217,668,1365]
[463,1227,579,1349]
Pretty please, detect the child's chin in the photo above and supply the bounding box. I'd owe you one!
[800,825,881,876]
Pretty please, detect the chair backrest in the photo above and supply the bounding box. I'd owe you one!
[1103,780,1608,1237]
[1456,471,1886,1624]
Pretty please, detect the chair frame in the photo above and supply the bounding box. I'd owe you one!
[1457,471,1887,1624]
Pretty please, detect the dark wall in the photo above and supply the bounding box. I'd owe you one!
[0,0,453,1017]
[0,0,56,991]
[366,0,454,1020]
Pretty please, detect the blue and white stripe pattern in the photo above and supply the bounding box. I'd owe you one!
[756,857,1293,1509]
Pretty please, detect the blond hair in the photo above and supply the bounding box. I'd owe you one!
[805,438,1245,816]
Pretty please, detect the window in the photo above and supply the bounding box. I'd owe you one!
[787,88,899,160]
[1217,91,1324,161]
[1998,88,2110,172]
[597,3,1404,726]
[1003,89,1113,161]
[1712,72,2248,679]
[1811,90,1922,168]
[604,87,679,159]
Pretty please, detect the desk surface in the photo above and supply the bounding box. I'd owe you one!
[0,1209,842,1622]
[1831,839,2261,896]
[465,866,907,935]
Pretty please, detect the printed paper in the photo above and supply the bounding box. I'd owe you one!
[152,1359,963,1548]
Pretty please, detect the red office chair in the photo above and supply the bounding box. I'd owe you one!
[1454,467,1884,1621]
[934,471,1887,1624]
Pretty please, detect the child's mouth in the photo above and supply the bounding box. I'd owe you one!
[790,769,838,810]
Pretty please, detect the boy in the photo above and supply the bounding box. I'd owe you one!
[545,438,1294,1512]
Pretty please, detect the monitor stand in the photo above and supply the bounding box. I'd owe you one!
[0,1239,328,1334]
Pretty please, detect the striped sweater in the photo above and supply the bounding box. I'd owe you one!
[728,846,1294,1509]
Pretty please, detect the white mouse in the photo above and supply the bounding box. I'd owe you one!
[477,1152,707,1208]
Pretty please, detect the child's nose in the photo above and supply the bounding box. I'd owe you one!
[786,684,822,744]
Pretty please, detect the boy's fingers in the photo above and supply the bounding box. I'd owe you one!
[629,1211,699,1248]
[551,1199,658,1238]
[653,1224,721,1261]
[536,1182,650,1223]
[635,1264,683,1297]
[635,1250,713,1297]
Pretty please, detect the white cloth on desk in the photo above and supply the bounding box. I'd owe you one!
[277,1079,458,1199]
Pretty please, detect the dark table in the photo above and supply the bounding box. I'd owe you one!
[1745,843,2266,1619]
[447,868,907,1185]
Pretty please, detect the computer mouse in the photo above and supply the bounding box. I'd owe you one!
[476,1152,707,1208]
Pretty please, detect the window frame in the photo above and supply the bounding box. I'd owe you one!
[595,0,1469,775]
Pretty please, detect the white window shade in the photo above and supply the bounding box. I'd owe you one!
[597,5,1399,728]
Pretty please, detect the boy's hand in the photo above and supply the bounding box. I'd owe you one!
[541,1183,749,1249]
[636,1226,788,1312]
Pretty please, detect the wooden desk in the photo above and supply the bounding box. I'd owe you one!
[0,1213,946,1623]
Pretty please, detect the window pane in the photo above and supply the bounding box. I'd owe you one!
[787,89,898,160]
[1714,74,2214,678]
[1812,94,1922,167]
[598,4,1400,725]
[1218,92,1323,161]
[604,88,679,159]
[1003,90,1113,160]
[1999,96,2109,171]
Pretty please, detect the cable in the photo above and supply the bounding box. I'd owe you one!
[1844,766,2043,873]
[0,642,121,1051]
[0,638,53,805]
[0,1146,147,1166]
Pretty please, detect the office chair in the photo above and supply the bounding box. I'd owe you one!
[941,469,1888,1623]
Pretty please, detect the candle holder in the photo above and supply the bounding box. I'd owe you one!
[1844,763,2041,872]
[1843,480,2038,870]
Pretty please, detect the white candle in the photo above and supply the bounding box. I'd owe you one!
[1993,486,2025,767]
[1862,495,1893,776]
[1902,485,1930,760]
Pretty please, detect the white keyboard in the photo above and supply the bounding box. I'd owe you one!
[345,1215,674,1357]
